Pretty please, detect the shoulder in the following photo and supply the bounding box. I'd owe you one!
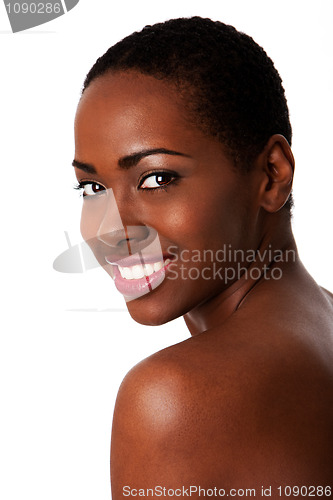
[111,334,252,433]
[111,331,333,496]
[111,340,211,444]
[110,339,240,495]
[320,286,333,305]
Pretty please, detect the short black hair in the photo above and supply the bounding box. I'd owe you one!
[83,16,293,211]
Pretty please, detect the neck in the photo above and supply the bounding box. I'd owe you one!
[183,212,298,336]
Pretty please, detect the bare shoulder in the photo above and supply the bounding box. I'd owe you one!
[111,325,333,496]
[321,285,333,305]
[110,341,208,497]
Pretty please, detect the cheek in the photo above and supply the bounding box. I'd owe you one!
[138,198,196,245]
[193,176,255,239]
[151,189,245,250]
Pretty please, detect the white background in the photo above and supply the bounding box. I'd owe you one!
[0,1,332,498]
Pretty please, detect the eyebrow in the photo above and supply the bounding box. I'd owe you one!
[72,159,97,174]
[117,148,190,169]
[72,148,190,173]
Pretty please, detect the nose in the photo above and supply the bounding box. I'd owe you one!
[96,188,152,256]
[99,225,151,252]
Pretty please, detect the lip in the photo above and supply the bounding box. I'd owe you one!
[110,256,173,299]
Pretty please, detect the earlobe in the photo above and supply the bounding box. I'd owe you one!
[259,134,295,213]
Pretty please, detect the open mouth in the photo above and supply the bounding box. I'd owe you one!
[105,254,172,299]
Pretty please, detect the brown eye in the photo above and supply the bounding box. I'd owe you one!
[140,172,175,189]
[82,182,105,197]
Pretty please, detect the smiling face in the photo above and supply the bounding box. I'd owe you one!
[74,71,263,325]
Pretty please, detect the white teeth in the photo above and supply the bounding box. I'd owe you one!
[132,264,145,279]
[117,259,168,280]
[122,267,132,280]
[119,267,126,279]
[144,263,155,276]
[153,261,163,272]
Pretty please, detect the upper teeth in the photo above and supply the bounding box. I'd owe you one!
[118,259,170,280]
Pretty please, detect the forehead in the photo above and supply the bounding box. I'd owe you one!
[75,71,235,170]
[75,72,196,152]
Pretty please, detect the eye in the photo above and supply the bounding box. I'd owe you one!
[75,181,106,197]
[139,171,177,190]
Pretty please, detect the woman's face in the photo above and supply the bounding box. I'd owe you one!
[74,71,262,325]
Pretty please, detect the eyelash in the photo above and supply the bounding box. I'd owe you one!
[74,180,106,197]
[74,171,179,196]
[137,170,179,191]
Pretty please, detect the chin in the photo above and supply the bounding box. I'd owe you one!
[125,296,181,327]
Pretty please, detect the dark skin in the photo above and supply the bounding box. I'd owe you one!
[74,71,333,497]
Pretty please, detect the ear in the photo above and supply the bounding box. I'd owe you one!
[257,134,295,213]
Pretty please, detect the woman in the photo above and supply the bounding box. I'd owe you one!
[73,17,333,497]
